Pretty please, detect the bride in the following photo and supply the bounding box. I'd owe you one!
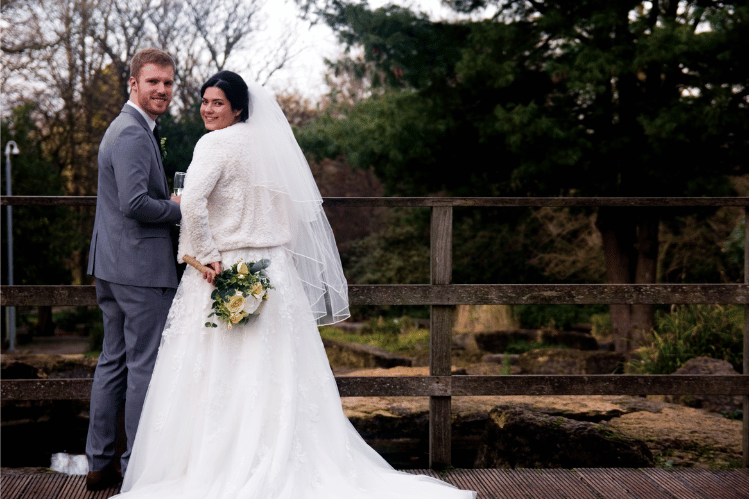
[116,71,476,499]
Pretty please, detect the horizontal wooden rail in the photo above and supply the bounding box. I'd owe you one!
[4,283,749,307]
[3,195,749,208]
[2,375,747,400]
[4,194,749,468]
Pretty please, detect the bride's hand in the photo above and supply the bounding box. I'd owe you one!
[203,261,222,284]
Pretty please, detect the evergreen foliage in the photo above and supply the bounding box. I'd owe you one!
[632,305,744,374]
[1,104,78,287]
[298,1,748,346]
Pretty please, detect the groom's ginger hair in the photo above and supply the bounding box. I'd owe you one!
[130,48,175,81]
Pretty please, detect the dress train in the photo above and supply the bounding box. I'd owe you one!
[116,246,475,498]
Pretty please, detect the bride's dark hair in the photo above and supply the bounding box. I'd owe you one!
[200,71,250,122]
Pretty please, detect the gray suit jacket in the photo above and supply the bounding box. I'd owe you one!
[87,104,181,288]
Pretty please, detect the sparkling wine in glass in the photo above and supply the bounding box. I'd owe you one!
[173,172,186,197]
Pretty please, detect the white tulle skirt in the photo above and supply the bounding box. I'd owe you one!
[116,247,475,499]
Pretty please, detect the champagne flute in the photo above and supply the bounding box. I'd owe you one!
[173,172,186,226]
[173,172,186,197]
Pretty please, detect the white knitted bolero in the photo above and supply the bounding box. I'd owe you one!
[177,122,293,265]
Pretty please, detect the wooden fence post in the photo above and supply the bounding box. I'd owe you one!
[430,205,453,469]
[741,206,749,468]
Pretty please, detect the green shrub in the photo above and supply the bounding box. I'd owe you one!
[631,305,743,374]
[55,307,102,332]
[590,313,613,341]
[88,323,104,354]
[504,340,566,355]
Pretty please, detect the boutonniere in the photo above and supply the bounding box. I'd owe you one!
[160,137,168,161]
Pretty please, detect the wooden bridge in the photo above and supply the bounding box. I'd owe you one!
[2,196,748,498]
[2,467,748,498]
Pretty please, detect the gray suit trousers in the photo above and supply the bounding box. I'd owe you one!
[86,278,175,474]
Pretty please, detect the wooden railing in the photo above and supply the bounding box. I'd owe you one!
[2,195,749,469]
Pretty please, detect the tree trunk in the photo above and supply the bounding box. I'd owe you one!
[35,306,56,336]
[631,211,659,346]
[596,208,659,352]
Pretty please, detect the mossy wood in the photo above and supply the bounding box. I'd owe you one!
[3,375,747,401]
[4,283,749,307]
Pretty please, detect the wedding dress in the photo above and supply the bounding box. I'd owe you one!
[117,247,475,498]
[115,80,476,498]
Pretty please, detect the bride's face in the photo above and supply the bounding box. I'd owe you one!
[201,87,241,131]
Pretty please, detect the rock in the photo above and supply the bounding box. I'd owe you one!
[519,348,625,374]
[341,366,467,378]
[665,357,742,415]
[322,338,412,369]
[474,329,599,353]
[1,355,97,467]
[464,363,522,375]
[570,323,593,334]
[539,329,598,351]
[1,361,41,379]
[474,330,537,352]
[481,353,519,366]
[597,341,615,352]
[1,354,98,379]
[474,407,654,469]
[330,321,365,335]
[608,405,742,468]
[452,333,481,352]
[336,362,742,469]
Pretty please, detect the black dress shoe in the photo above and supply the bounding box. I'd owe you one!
[86,464,122,491]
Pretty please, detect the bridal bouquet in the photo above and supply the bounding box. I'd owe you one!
[183,255,273,329]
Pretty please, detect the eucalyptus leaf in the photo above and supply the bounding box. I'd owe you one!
[250,259,271,272]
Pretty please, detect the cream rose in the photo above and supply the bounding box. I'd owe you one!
[227,294,245,314]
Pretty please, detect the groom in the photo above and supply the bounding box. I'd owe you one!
[85,48,182,491]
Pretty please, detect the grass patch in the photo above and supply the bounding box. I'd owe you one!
[319,317,429,353]
[504,339,568,355]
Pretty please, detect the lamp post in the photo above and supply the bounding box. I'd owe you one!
[5,140,19,351]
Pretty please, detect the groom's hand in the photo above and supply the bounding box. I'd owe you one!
[170,194,181,205]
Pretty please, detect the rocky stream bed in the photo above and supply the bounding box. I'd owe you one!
[2,349,742,471]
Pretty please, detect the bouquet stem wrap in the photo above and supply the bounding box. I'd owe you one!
[183,255,212,275]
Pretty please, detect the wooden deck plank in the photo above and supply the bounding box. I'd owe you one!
[3,469,748,499]
[674,469,748,499]
[712,469,749,496]
[536,469,603,499]
[3,475,32,498]
[606,468,679,499]
[512,469,571,499]
[443,469,499,498]
[54,476,85,499]
[641,468,714,499]
[467,469,533,499]
[576,468,639,499]
[18,473,64,499]
[488,469,533,498]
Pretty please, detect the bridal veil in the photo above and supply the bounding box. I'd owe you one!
[242,82,349,325]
